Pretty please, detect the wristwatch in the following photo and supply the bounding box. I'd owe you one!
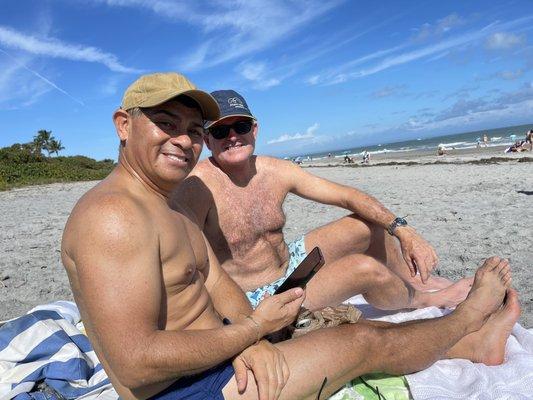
[387,217,408,236]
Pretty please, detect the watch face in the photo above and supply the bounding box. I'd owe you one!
[397,218,407,226]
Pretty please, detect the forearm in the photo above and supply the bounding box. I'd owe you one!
[121,321,258,388]
[211,271,253,321]
[343,188,396,230]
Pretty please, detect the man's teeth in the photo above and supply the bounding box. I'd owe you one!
[225,144,243,151]
[166,154,187,162]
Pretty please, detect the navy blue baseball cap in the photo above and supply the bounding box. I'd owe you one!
[205,90,255,128]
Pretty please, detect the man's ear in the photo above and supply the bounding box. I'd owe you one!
[252,121,259,141]
[203,133,212,150]
[113,109,130,142]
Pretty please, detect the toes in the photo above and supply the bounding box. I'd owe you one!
[502,275,512,288]
[497,259,510,278]
[482,256,501,271]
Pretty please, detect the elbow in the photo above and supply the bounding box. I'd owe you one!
[110,350,159,389]
[112,359,150,389]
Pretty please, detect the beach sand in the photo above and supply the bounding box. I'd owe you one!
[0,147,531,327]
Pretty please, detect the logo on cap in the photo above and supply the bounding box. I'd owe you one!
[228,97,246,109]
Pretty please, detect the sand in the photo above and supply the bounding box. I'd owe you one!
[0,148,531,327]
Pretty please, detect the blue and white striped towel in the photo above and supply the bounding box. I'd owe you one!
[0,301,117,400]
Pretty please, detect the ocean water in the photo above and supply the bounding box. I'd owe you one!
[300,124,532,160]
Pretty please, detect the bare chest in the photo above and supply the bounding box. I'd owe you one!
[208,175,287,249]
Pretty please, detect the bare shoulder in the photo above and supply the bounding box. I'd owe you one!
[171,160,217,226]
[256,155,302,183]
[63,186,155,261]
[256,155,295,173]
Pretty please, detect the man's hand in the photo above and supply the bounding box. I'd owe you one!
[395,227,438,283]
[233,340,289,400]
[251,287,305,337]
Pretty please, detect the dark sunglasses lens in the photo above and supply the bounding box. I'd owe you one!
[210,126,230,139]
[209,120,253,139]
[233,121,253,134]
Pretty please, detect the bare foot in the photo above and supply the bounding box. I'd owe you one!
[448,288,520,365]
[415,277,474,308]
[456,257,511,328]
[409,274,457,291]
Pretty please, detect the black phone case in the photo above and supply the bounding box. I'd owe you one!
[274,247,325,294]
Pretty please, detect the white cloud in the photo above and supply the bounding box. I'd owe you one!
[306,75,320,85]
[0,48,84,107]
[412,13,465,41]
[239,61,280,90]
[94,0,344,72]
[317,15,533,84]
[267,123,319,144]
[497,69,524,80]
[485,32,526,50]
[0,25,141,73]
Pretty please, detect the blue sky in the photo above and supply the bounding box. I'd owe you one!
[0,0,532,159]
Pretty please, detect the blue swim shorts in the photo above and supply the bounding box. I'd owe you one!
[246,236,308,309]
[149,361,234,400]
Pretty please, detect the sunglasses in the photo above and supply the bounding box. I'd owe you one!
[208,120,253,140]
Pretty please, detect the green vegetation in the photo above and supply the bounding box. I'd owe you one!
[0,130,115,191]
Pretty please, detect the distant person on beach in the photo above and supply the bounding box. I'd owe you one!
[174,90,474,313]
[437,144,447,156]
[61,72,519,400]
[483,134,489,147]
[362,150,370,164]
[525,129,533,151]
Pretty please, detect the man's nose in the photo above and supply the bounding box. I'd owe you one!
[227,128,239,140]
[169,132,193,148]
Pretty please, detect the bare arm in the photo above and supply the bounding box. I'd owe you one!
[72,198,262,389]
[277,158,438,281]
[281,159,395,229]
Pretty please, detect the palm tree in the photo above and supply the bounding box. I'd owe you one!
[48,139,65,157]
[33,130,52,156]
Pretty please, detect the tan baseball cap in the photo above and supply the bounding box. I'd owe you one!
[121,72,220,120]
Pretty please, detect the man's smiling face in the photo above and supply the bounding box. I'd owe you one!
[126,98,205,190]
[205,116,257,167]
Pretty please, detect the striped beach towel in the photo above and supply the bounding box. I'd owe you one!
[0,301,117,400]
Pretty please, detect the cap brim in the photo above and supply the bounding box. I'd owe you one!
[181,90,220,121]
[204,114,256,129]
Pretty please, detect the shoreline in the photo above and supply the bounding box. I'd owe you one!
[299,144,531,166]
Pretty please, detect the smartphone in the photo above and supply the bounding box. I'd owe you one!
[274,246,325,294]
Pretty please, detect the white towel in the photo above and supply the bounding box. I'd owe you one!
[347,295,533,400]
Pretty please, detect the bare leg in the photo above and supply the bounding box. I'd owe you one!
[304,253,473,311]
[305,214,458,290]
[223,257,513,400]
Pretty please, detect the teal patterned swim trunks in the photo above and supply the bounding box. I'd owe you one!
[246,236,307,309]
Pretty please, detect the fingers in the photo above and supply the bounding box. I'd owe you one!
[233,358,248,393]
[274,351,289,399]
[253,362,270,400]
[413,255,429,284]
[403,253,417,277]
[273,287,304,304]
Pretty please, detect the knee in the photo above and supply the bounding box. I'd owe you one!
[353,256,392,286]
[345,214,373,237]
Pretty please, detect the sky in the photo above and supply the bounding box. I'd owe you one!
[0,0,532,160]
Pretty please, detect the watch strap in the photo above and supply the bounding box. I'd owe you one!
[387,217,408,236]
